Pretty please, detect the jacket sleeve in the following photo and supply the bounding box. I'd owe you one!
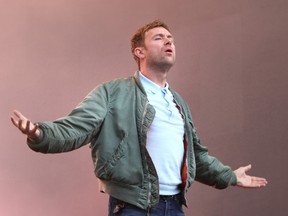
[191,121,237,189]
[27,84,109,153]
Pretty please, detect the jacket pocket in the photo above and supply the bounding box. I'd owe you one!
[96,139,126,179]
[95,139,143,185]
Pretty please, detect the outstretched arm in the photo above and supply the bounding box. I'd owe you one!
[10,110,40,141]
[234,164,268,188]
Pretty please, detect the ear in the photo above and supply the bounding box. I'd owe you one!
[134,47,145,59]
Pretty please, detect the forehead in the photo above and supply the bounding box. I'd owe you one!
[145,27,172,38]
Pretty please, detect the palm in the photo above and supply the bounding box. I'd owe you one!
[234,164,267,188]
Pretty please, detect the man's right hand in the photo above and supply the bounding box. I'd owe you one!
[11,110,40,140]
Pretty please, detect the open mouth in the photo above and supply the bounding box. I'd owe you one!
[165,48,173,53]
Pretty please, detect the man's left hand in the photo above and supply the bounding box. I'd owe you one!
[234,164,268,188]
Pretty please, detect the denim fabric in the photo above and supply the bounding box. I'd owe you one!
[108,195,185,216]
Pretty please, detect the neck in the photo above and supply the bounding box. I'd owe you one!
[140,66,170,88]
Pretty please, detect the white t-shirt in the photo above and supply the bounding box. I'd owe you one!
[138,71,185,195]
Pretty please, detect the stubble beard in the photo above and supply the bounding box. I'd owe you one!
[148,55,175,73]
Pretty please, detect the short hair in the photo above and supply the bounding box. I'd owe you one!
[130,20,171,67]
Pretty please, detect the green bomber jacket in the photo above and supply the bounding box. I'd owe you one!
[28,72,237,209]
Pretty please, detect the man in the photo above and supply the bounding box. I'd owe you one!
[11,20,267,216]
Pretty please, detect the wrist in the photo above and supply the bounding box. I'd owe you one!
[27,128,41,142]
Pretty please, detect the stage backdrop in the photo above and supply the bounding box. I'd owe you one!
[1,0,287,215]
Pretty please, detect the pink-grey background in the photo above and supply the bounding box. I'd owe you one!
[1,0,287,215]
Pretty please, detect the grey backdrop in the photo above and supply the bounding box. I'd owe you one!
[1,0,287,215]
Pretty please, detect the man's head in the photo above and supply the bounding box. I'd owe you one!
[131,20,174,70]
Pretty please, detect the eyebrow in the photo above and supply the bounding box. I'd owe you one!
[152,33,174,39]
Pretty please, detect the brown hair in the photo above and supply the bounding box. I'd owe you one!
[130,19,171,68]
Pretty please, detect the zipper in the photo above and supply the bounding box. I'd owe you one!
[147,180,152,209]
[141,100,149,134]
[141,100,153,210]
[174,97,189,206]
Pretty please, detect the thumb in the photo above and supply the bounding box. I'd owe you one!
[243,164,252,172]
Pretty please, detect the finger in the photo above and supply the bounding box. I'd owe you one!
[13,110,23,119]
[24,120,30,134]
[29,122,38,135]
[253,177,268,184]
[24,120,36,135]
[253,176,267,181]
[13,110,27,121]
[18,119,26,133]
[19,120,31,135]
[251,176,268,187]
[252,182,267,187]
[10,116,19,128]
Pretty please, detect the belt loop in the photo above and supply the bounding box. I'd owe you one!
[113,202,126,214]
[146,207,150,216]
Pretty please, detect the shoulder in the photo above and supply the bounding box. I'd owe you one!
[87,76,138,101]
[89,76,135,93]
[102,76,135,89]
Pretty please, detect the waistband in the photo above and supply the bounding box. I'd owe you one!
[159,193,182,201]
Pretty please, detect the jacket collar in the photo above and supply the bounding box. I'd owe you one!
[133,71,147,96]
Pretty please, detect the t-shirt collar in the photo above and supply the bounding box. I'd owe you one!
[138,71,169,94]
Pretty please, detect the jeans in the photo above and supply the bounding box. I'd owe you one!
[108,194,185,216]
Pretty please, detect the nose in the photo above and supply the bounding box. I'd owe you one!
[164,37,172,45]
[164,36,174,47]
